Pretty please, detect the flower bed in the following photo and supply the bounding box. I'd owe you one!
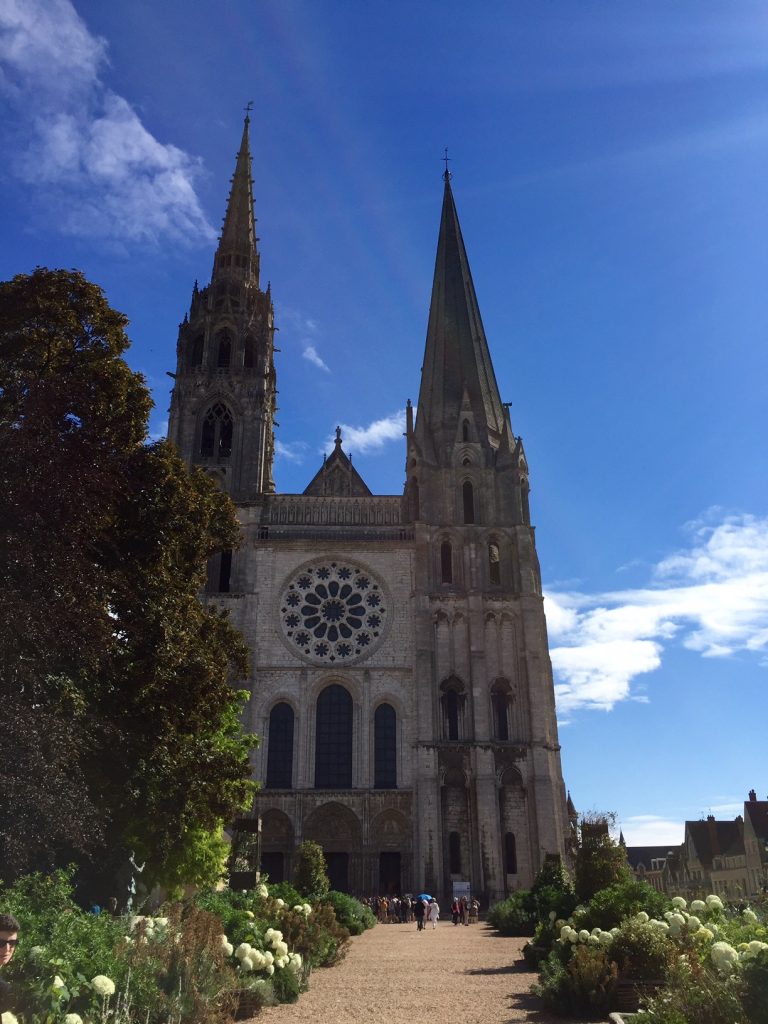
[0,870,374,1024]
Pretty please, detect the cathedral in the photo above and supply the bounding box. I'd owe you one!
[168,116,572,903]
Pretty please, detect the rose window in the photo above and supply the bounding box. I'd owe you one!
[279,562,388,664]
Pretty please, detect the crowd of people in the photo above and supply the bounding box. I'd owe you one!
[359,895,480,928]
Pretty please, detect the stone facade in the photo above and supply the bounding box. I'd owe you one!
[168,117,571,903]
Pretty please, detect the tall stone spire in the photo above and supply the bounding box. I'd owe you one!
[212,113,260,285]
[414,171,506,462]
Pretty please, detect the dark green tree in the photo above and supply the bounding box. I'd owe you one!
[0,268,255,894]
[574,812,632,902]
[292,840,330,900]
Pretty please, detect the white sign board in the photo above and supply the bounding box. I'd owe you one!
[452,880,471,900]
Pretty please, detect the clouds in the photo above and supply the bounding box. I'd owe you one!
[327,409,406,455]
[619,815,685,847]
[0,0,214,245]
[546,513,768,716]
[302,345,330,372]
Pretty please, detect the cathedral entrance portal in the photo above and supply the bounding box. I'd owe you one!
[379,852,401,895]
[324,851,349,893]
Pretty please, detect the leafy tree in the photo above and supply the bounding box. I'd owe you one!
[0,268,255,894]
[292,841,330,900]
[574,812,632,902]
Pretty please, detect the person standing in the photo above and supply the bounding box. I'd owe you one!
[0,913,20,1013]
[428,898,440,929]
[451,897,461,925]
[414,896,426,931]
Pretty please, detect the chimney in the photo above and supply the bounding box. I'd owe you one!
[749,789,757,802]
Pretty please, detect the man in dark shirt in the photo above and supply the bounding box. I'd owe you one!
[0,913,20,1013]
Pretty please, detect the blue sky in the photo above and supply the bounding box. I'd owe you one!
[1,0,766,847]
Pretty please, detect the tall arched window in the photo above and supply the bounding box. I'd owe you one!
[266,703,294,789]
[462,481,475,524]
[449,831,462,874]
[243,337,256,369]
[374,703,397,789]
[491,686,509,741]
[189,335,204,366]
[440,540,453,584]
[200,402,233,459]
[218,549,232,593]
[443,689,459,740]
[216,333,232,368]
[488,542,501,585]
[315,684,352,789]
[505,832,517,874]
[462,419,470,441]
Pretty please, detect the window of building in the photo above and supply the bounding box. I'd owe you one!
[374,703,397,789]
[440,540,453,584]
[315,684,353,788]
[243,337,256,369]
[218,549,232,593]
[200,402,233,459]
[443,689,459,740]
[266,703,294,789]
[462,481,475,524]
[462,419,470,441]
[217,333,232,368]
[449,831,462,874]
[505,832,517,874]
[491,687,509,741]
[189,335,204,366]
[488,542,501,584]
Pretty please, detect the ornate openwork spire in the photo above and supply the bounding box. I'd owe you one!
[414,170,506,459]
[213,109,259,284]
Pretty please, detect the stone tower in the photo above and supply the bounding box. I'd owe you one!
[169,122,570,903]
[168,114,276,503]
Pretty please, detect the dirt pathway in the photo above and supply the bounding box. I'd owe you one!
[257,921,585,1024]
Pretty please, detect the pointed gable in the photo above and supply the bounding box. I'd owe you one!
[414,172,506,461]
[303,427,372,497]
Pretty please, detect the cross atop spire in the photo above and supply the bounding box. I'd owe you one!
[213,113,259,284]
[442,147,451,182]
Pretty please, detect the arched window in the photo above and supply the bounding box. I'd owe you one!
[488,542,501,585]
[243,337,256,369]
[189,335,204,367]
[266,703,294,789]
[374,703,397,789]
[449,831,462,874]
[462,419,470,441]
[440,540,453,584]
[443,689,459,740]
[216,333,232,368]
[462,481,475,524]
[200,402,233,459]
[315,684,352,789]
[218,549,232,593]
[505,832,517,874]
[492,689,509,740]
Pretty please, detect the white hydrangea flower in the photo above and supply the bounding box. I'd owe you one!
[636,911,649,923]
[697,927,714,942]
[264,951,274,967]
[64,1015,83,1024]
[711,941,739,975]
[52,976,66,990]
[671,896,687,910]
[599,931,613,946]
[668,913,686,937]
[560,925,572,941]
[691,900,707,914]
[250,951,266,970]
[687,916,701,932]
[747,940,768,956]
[266,964,274,976]
[743,908,758,924]
[239,957,254,973]
[235,943,252,960]
[91,975,116,997]
[275,898,285,907]
[293,905,304,914]
[153,917,168,928]
[706,894,724,911]
[578,929,590,942]
[2,1012,20,1024]
[257,884,269,898]
[245,910,254,919]
[302,903,312,915]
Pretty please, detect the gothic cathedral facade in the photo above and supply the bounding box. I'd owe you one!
[168,118,571,902]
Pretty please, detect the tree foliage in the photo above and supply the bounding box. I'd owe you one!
[292,841,330,900]
[574,812,632,902]
[0,268,255,895]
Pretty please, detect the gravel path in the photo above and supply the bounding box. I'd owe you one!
[256,921,595,1024]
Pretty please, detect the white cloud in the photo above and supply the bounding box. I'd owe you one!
[0,0,214,245]
[302,345,330,372]
[275,439,308,464]
[546,513,768,715]
[326,409,406,455]
[619,815,684,847]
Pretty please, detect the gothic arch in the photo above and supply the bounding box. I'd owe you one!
[370,808,409,847]
[439,675,467,741]
[303,801,363,849]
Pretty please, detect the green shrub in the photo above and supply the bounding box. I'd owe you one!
[533,945,618,1017]
[325,891,376,935]
[267,881,304,907]
[487,891,536,936]
[609,918,674,981]
[634,950,746,1024]
[574,879,668,932]
[292,841,330,900]
[741,947,768,1024]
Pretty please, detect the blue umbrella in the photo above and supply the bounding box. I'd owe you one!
[416,893,432,901]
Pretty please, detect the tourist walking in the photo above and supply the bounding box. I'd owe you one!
[428,898,440,929]
[451,897,461,925]
[414,896,426,931]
